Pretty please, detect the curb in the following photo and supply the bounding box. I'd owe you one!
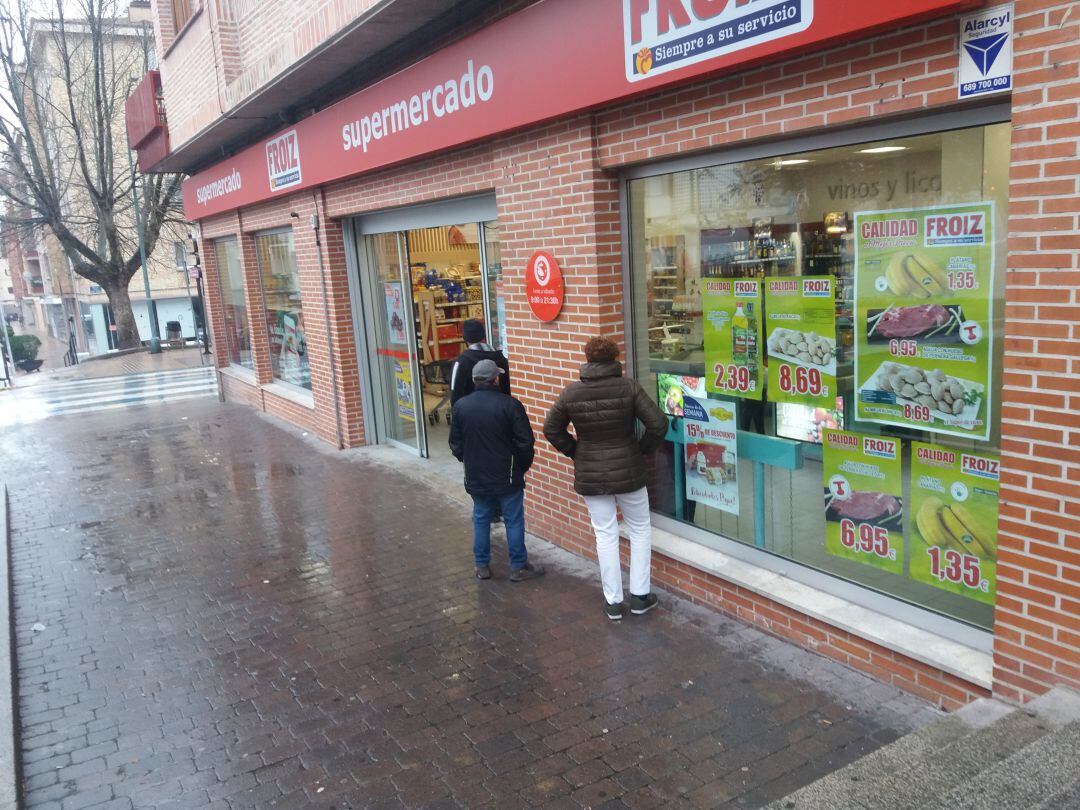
[0,485,20,808]
[79,347,144,363]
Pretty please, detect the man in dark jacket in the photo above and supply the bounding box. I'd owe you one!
[450,319,511,405]
[543,337,668,620]
[450,359,544,582]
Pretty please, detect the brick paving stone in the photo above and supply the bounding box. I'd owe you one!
[3,399,940,808]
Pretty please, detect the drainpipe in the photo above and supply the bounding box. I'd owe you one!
[307,193,345,450]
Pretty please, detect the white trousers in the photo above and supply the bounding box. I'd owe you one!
[583,486,652,605]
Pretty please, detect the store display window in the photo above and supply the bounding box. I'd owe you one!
[254,230,310,390]
[628,123,1010,630]
[214,237,253,370]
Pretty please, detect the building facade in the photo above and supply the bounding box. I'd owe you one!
[138,0,1079,709]
[3,2,200,357]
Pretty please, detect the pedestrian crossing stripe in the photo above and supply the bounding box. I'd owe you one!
[0,366,217,426]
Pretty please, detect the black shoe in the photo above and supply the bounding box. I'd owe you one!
[605,601,625,621]
[509,563,545,582]
[629,593,658,615]
[475,565,492,580]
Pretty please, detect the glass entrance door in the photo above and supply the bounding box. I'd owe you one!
[353,211,503,459]
[364,232,425,454]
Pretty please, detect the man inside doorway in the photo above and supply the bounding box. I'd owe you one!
[450,319,510,405]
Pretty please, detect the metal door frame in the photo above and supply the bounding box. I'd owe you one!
[348,225,428,457]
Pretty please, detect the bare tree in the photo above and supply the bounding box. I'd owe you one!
[0,0,183,349]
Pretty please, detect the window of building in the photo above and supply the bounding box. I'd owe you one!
[214,237,252,370]
[254,230,310,390]
[171,0,195,32]
[628,122,1010,631]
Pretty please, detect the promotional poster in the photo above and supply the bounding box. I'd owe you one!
[909,441,999,605]
[703,279,764,400]
[394,358,416,423]
[384,282,408,345]
[683,396,739,515]
[822,429,904,574]
[657,374,707,417]
[280,312,307,388]
[764,276,838,408]
[854,203,996,440]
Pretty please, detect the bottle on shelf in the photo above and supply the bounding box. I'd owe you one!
[745,302,759,377]
[732,303,749,367]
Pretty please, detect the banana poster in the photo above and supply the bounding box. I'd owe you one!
[909,442,998,605]
[853,203,996,440]
[764,276,838,409]
[822,429,904,575]
[703,279,764,400]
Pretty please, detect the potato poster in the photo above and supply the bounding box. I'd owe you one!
[854,203,996,440]
[822,429,904,574]
[683,396,739,515]
[764,276,837,408]
[703,279,764,400]
[909,442,998,605]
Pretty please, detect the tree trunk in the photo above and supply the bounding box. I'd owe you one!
[106,284,141,350]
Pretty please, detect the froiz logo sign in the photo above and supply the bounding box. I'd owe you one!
[266,130,302,193]
[623,0,813,83]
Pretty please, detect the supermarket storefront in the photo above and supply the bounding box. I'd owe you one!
[181,0,1078,708]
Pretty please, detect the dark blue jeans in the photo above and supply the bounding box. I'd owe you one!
[471,489,527,570]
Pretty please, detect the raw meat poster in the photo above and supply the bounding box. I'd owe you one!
[854,202,996,440]
[822,429,904,574]
[909,441,999,605]
[682,396,739,515]
[764,276,838,409]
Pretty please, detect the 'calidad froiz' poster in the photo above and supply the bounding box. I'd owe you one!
[854,203,996,441]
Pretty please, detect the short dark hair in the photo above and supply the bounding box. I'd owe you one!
[584,336,619,363]
[462,319,486,344]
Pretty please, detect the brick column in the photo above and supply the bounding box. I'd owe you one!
[237,229,274,385]
[315,196,366,447]
[993,0,1080,703]
[494,113,622,559]
[197,226,231,371]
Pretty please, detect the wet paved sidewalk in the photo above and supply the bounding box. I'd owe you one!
[0,400,939,809]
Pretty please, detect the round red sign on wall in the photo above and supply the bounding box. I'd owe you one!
[525,250,564,322]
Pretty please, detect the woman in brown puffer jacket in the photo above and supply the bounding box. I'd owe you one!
[543,336,669,621]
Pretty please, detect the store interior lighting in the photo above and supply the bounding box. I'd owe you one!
[824,211,849,234]
[858,145,908,154]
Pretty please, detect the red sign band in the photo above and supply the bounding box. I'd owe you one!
[182,0,979,219]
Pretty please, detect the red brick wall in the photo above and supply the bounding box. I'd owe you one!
[650,552,991,711]
[991,0,1080,704]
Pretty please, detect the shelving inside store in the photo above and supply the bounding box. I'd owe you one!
[411,260,485,362]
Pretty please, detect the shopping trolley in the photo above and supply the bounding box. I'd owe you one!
[421,357,456,425]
